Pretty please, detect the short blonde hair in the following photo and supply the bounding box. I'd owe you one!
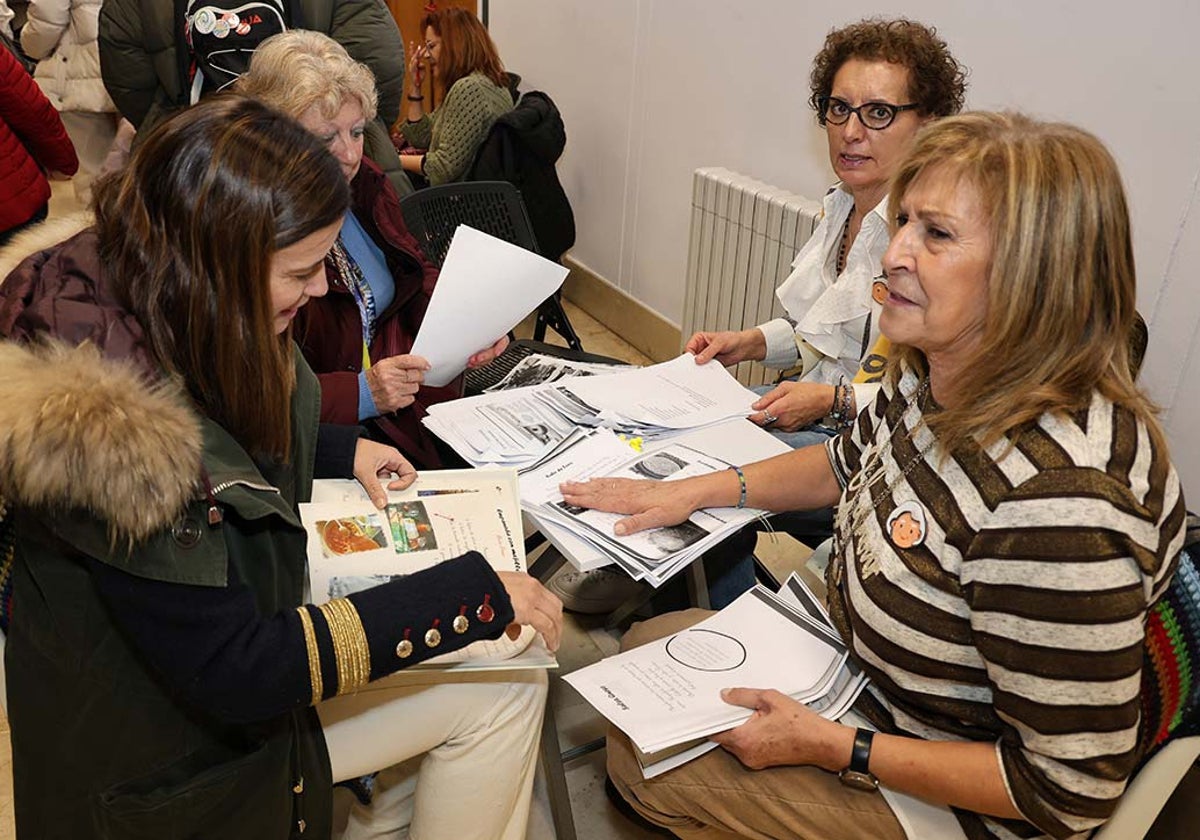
[888,112,1160,452]
[237,30,378,123]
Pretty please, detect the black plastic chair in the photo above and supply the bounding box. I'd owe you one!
[398,181,583,350]
[462,337,625,396]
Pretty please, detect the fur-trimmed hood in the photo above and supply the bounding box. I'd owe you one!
[0,217,202,541]
[0,210,93,282]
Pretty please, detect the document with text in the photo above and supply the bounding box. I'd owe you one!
[564,585,848,754]
[301,470,556,671]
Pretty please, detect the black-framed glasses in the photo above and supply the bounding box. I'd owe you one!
[817,96,919,130]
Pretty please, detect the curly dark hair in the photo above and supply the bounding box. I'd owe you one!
[808,18,967,121]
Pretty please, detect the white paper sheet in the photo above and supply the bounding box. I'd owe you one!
[557,354,759,429]
[410,225,569,386]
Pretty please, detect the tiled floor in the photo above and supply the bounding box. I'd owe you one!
[4,183,1198,839]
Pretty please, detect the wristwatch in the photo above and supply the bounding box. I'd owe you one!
[838,728,879,791]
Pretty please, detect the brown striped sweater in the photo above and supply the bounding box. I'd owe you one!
[825,367,1186,840]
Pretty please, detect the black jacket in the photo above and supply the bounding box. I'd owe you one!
[469,90,575,261]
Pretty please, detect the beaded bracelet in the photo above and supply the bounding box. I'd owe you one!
[730,465,747,509]
[829,384,855,428]
[838,384,854,427]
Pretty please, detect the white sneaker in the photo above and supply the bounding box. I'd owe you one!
[545,566,644,614]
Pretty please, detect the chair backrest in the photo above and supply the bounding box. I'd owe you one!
[398,180,540,269]
[1093,514,1200,838]
[1139,516,1200,756]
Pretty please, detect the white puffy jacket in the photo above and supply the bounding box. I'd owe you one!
[20,0,115,113]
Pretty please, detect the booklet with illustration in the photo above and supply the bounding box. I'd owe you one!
[300,469,556,671]
[564,584,848,755]
[565,573,870,779]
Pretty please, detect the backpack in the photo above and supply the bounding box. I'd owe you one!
[183,1,298,104]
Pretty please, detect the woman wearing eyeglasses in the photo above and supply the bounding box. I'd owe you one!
[396,7,513,187]
[687,19,967,450]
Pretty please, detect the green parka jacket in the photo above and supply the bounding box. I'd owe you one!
[0,223,335,836]
[2,347,333,838]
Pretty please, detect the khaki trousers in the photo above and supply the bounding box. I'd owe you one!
[319,668,547,840]
[607,609,906,840]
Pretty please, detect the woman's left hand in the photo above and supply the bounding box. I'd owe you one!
[466,335,509,368]
[559,477,702,536]
[711,687,849,771]
[751,381,837,432]
[353,438,418,508]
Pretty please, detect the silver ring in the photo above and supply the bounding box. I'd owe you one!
[762,413,778,427]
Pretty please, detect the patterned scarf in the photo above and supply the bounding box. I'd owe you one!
[328,236,378,350]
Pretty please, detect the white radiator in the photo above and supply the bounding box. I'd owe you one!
[682,167,823,386]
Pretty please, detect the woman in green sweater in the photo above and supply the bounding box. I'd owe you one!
[398,7,513,186]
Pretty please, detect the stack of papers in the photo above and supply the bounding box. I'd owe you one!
[538,354,768,437]
[518,420,790,586]
[483,352,637,392]
[564,574,869,778]
[422,385,582,468]
[423,354,762,469]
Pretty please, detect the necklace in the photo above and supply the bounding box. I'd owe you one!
[836,209,854,275]
[834,378,934,584]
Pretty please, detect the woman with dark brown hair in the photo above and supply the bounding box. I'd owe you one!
[688,18,967,447]
[0,95,560,839]
[397,7,513,185]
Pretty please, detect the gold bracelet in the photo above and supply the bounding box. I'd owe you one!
[318,599,371,695]
[296,606,323,703]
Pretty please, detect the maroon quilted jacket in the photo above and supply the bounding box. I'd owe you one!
[294,157,462,468]
[0,47,78,234]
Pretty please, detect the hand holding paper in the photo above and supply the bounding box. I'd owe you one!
[366,354,429,413]
[411,226,568,386]
[710,687,842,771]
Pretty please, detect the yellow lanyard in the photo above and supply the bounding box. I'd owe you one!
[853,335,890,384]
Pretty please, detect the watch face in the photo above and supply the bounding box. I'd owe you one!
[838,769,879,792]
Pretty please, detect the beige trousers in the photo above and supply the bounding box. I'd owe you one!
[319,667,548,840]
[607,610,906,840]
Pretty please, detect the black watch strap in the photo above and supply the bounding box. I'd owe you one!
[849,728,874,773]
[838,728,879,791]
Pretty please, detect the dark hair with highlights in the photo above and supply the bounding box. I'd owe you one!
[421,7,506,90]
[92,95,349,459]
[809,18,967,120]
